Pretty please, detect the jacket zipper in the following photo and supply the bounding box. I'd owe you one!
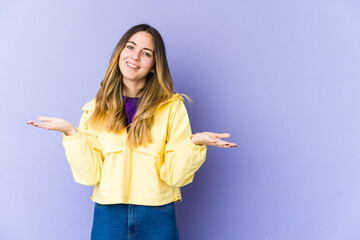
[123,128,128,203]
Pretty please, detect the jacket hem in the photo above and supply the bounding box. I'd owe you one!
[90,188,182,206]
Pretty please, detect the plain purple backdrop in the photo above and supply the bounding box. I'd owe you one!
[1,0,360,239]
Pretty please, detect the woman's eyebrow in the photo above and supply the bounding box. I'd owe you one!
[127,41,154,54]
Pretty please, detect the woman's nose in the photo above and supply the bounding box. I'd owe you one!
[131,51,141,61]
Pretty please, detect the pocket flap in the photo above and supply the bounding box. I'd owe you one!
[133,138,164,157]
[97,131,123,155]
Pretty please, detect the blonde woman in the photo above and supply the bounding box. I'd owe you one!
[27,24,237,240]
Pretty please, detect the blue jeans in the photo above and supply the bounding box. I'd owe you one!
[91,202,179,240]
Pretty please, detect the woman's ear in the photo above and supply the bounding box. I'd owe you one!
[151,68,155,73]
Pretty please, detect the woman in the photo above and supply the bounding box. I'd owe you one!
[27,24,237,240]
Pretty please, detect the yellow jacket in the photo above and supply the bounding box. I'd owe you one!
[62,93,207,206]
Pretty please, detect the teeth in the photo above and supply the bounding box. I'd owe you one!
[127,62,139,69]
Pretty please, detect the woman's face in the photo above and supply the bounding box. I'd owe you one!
[119,31,155,84]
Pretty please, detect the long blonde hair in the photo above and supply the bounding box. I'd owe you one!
[88,24,191,148]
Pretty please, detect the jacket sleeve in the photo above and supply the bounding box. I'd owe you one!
[159,98,207,187]
[62,100,103,186]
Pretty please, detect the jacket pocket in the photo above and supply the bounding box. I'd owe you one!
[98,131,124,156]
[98,134,124,192]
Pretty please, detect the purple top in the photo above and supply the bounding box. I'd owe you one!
[122,95,139,126]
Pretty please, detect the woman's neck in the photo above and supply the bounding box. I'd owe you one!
[123,79,145,98]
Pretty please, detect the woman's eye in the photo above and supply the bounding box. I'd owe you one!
[144,52,151,57]
[126,45,134,49]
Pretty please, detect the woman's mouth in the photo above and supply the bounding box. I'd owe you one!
[126,62,140,69]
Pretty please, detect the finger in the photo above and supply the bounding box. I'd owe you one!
[225,142,237,147]
[27,120,42,126]
[223,141,237,147]
[32,122,52,130]
[27,120,58,131]
[215,139,231,145]
[217,143,232,148]
[215,133,231,139]
[37,116,53,122]
[27,120,37,126]
[220,144,237,148]
[216,140,237,148]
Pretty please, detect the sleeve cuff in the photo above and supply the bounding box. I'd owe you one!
[62,128,82,142]
[186,135,207,152]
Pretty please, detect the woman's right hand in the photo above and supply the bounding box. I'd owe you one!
[27,116,78,136]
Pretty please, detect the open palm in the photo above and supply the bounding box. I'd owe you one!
[27,116,77,135]
[191,132,237,148]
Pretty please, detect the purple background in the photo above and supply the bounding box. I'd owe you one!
[1,0,360,239]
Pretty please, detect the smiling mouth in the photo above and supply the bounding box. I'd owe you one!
[126,62,140,69]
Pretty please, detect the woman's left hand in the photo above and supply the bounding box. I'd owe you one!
[191,132,237,148]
